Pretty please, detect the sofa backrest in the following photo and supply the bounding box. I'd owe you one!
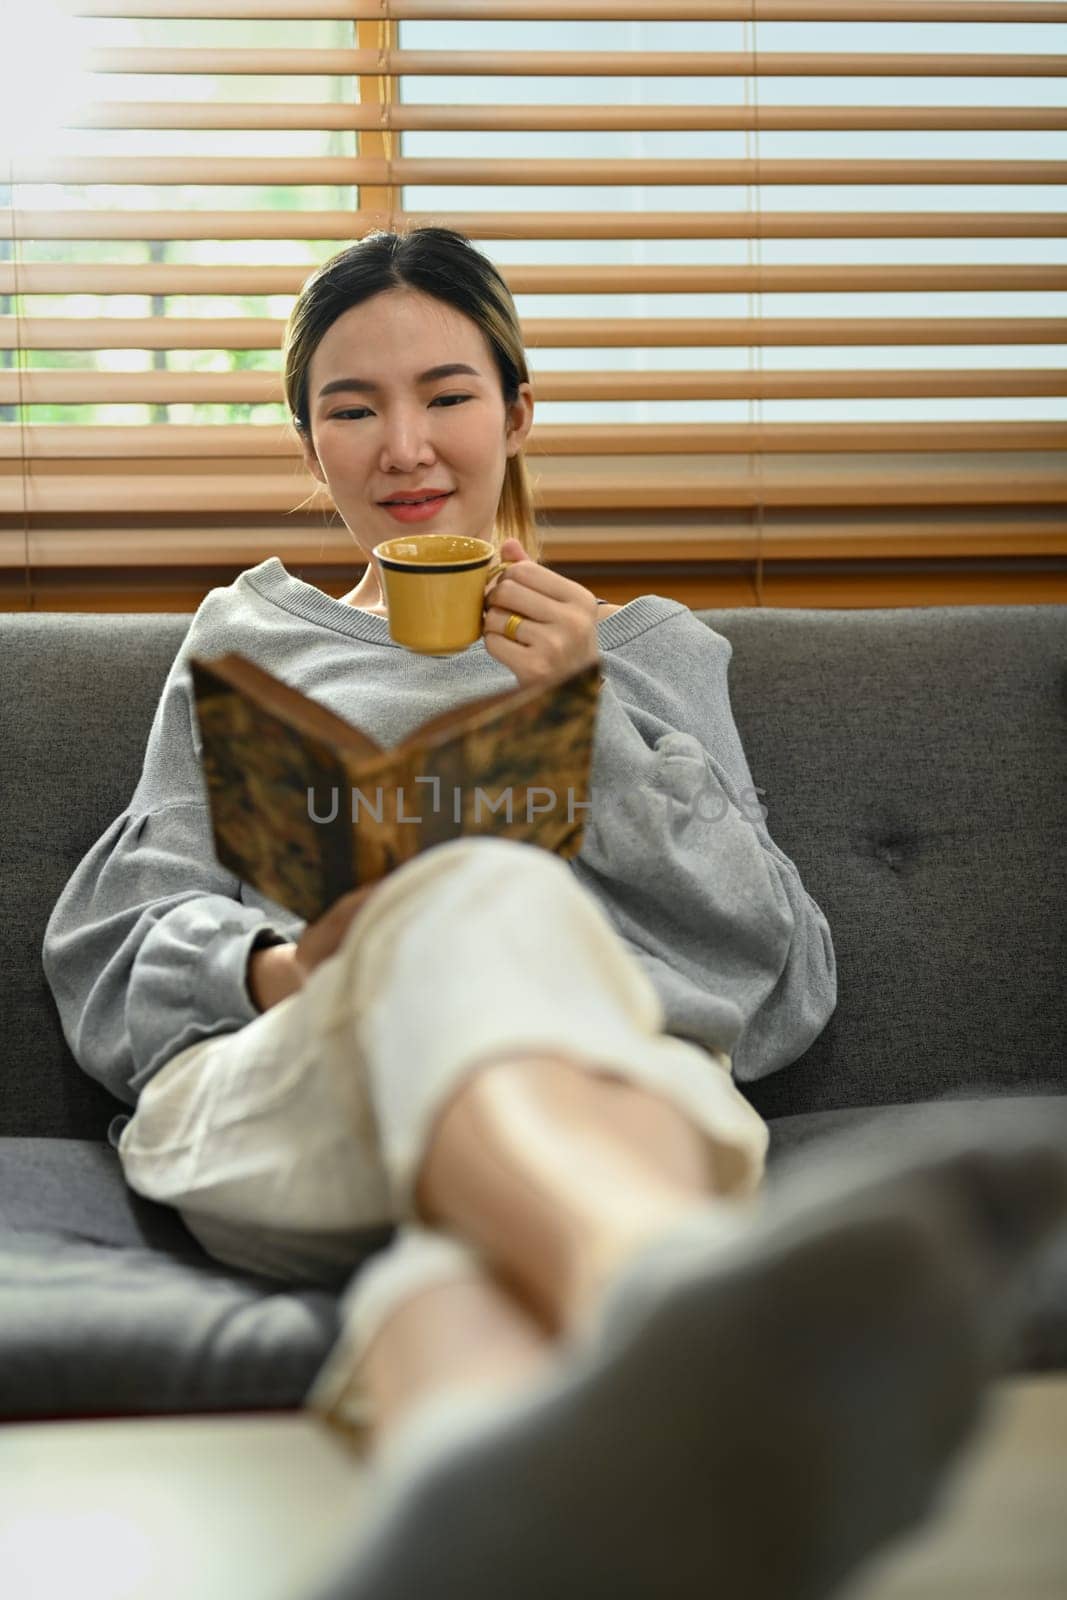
[3,604,1064,1140]
[5,614,193,1138]
[711,604,1066,1123]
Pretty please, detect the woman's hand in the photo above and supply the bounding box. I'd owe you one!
[293,881,382,984]
[247,882,382,1012]
[482,538,602,688]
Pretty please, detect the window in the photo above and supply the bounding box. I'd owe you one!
[2,0,1064,610]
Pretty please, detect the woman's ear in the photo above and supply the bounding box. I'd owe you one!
[505,383,535,458]
[297,427,327,486]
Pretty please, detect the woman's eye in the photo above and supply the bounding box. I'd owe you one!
[330,394,471,421]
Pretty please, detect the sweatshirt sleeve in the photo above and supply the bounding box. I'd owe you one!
[42,641,301,1107]
[571,622,837,1084]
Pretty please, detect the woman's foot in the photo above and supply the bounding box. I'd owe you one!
[302,1109,1067,1600]
[306,1226,556,1450]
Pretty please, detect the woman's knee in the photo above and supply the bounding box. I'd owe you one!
[393,837,576,899]
[332,837,584,980]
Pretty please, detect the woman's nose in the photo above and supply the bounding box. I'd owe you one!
[379,408,436,470]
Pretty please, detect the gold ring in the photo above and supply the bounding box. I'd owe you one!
[504,612,523,642]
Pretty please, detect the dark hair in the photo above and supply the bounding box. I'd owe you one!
[284,225,539,556]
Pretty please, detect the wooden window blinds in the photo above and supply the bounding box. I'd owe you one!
[1,0,1065,611]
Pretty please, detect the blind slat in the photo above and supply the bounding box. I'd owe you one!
[4,455,1063,514]
[68,101,1067,133]
[13,512,1065,569]
[5,423,1064,459]
[85,49,1067,77]
[4,369,1061,406]
[5,317,1062,349]
[60,4,1067,24]
[13,156,1067,186]
[8,209,1063,240]
[8,263,1064,295]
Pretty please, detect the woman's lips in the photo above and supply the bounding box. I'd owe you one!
[380,492,454,523]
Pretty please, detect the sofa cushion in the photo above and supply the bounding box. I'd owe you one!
[3,1097,1065,1421]
[0,1138,394,1423]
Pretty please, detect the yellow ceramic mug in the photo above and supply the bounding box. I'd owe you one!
[373,534,514,655]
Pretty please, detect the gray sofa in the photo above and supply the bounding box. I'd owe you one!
[3,602,1065,1424]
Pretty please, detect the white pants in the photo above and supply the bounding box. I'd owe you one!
[118,838,769,1402]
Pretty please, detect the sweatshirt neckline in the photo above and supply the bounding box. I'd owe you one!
[240,556,683,652]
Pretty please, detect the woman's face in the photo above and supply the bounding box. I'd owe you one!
[300,287,534,556]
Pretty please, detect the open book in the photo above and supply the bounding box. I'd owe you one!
[189,653,604,924]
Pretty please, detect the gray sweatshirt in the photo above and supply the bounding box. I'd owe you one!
[42,557,836,1107]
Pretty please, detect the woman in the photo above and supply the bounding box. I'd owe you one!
[41,227,1067,1600]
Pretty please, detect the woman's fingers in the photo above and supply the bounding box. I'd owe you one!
[501,558,592,608]
[481,549,600,685]
[484,580,557,627]
[486,568,598,627]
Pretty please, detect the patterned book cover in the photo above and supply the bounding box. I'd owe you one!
[190,653,603,924]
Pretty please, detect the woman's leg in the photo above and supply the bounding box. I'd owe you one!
[120,841,762,1292]
[415,1054,738,1337]
[290,835,766,1438]
[356,1269,555,1452]
[348,1054,746,1453]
